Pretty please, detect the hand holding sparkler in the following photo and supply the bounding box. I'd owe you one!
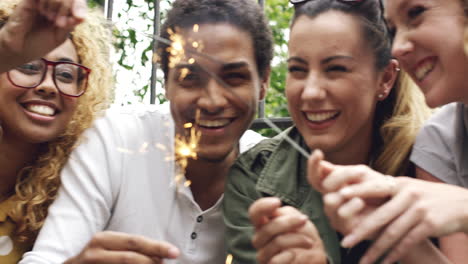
[249,197,328,264]
[63,231,180,264]
[0,0,87,72]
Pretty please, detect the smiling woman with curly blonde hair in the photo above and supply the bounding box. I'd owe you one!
[0,0,113,262]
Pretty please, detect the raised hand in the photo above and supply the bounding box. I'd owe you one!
[64,231,180,264]
[0,0,87,72]
[249,197,328,264]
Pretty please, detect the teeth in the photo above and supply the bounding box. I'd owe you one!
[306,111,338,122]
[415,61,435,81]
[198,119,230,128]
[26,104,55,116]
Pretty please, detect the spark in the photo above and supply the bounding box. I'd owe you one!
[155,143,167,151]
[174,110,202,187]
[179,67,191,82]
[167,28,186,69]
[184,180,192,187]
[193,24,199,33]
[225,254,233,264]
[152,53,160,63]
[139,142,149,153]
[117,147,134,154]
[188,58,195,64]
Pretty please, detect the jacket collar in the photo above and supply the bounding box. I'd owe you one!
[256,127,313,207]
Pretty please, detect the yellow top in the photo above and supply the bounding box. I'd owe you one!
[0,197,32,263]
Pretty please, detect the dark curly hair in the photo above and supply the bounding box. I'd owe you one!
[159,0,273,81]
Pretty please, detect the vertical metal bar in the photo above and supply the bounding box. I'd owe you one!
[105,0,114,20]
[150,0,161,104]
[258,0,265,118]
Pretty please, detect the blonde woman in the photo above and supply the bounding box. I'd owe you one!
[223,0,432,263]
[0,0,112,262]
[308,0,468,263]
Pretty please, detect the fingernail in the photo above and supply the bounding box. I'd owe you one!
[57,16,66,27]
[359,256,369,264]
[74,6,87,19]
[341,234,356,248]
[340,187,353,196]
[324,193,341,206]
[168,247,180,258]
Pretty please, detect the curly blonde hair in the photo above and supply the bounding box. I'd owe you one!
[373,71,432,176]
[0,2,114,243]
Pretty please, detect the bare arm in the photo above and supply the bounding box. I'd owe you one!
[416,167,468,264]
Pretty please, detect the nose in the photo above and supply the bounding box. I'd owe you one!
[301,73,326,102]
[34,68,58,97]
[197,78,228,114]
[391,31,414,60]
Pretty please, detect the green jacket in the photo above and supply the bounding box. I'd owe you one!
[223,127,341,264]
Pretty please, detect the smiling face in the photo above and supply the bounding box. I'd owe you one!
[166,23,266,162]
[287,12,392,164]
[385,0,468,107]
[0,39,80,144]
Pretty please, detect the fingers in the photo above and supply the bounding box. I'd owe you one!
[249,197,282,228]
[252,211,308,249]
[323,193,363,235]
[69,248,164,264]
[338,176,397,200]
[322,165,370,192]
[88,232,180,259]
[358,207,421,264]
[256,233,312,264]
[341,191,413,248]
[381,220,434,264]
[337,197,365,219]
[55,0,73,27]
[268,250,295,264]
[307,149,332,193]
[36,0,86,28]
[72,0,88,20]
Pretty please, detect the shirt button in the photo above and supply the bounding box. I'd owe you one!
[191,232,197,240]
[197,216,203,223]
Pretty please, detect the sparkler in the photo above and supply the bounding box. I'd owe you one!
[174,109,201,188]
[225,254,233,264]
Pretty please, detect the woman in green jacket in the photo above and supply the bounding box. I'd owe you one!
[223,0,432,263]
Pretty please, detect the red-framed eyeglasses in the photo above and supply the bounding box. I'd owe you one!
[7,58,91,98]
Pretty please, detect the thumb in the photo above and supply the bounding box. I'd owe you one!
[307,150,335,193]
[72,0,88,21]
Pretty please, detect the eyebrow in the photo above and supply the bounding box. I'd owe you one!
[56,58,76,63]
[287,56,308,65]
[385,0,409,23]
[287,55,355,65]
[221,61,249,71]
[321,55,355,64]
